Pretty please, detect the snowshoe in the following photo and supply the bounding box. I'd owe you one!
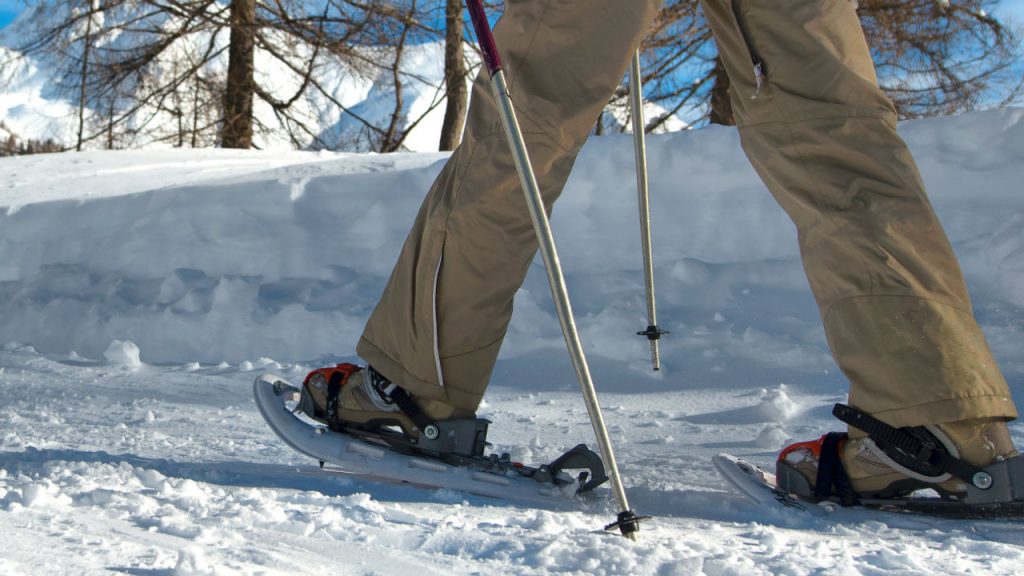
[772,404,1024,518]
[253,370,609,506]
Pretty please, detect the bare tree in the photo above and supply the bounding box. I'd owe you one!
[438,0,467,150]
[698,0,1021,126]
[860,0,1022,118]
[605,0,1021,130]
[222,0,255,148]
[4,0,452,151]
[75,2,99,151]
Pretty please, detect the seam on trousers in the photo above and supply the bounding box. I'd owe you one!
[762,88,881,299]
[503,0,550,91]
[358,336,438,391]
[489,0,592,155]
[820,292,976,322]
[473,125,577,157]
[440,333,506,361]
[736,108,891,129]
[445,135,478,225]
[869,395,1017,423]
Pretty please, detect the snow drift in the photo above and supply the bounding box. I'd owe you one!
[2,108,1023,391]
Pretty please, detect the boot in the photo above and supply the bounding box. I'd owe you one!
[297,363,470,439]
[778,418,1019,501]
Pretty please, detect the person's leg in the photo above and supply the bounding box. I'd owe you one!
[358,0,663,414]
[702,0,1016,429]
[701,0,1017,498]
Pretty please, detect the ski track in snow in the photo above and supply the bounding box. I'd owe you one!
[0,108,1023,574]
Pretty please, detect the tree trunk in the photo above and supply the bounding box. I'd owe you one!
[438,0,467,151]
[708,56,734,126]
[222,0,255,149]
[76,2,94,152]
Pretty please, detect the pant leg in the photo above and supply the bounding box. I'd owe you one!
[358,0,663,412]
[701,0,1017,426]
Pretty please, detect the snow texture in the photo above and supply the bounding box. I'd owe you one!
[0,108,1023,574]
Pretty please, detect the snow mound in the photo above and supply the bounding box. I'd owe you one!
[104,340,141,367]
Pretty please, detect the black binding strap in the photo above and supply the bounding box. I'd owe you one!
[368,366,437,436]
[833,403,986,486]
[815,432,859,506]
[326,371,344,432]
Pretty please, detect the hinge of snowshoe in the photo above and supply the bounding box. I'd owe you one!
[533,444,609,493]
[416,418,491,458]
[833,403,992,490]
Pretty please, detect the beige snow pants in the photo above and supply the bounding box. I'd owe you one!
[357,0,1018,427]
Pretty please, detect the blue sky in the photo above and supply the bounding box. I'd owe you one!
[0,0,22,30]
[0,0,19,26]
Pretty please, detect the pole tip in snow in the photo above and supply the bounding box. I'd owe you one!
[604,509,650,539]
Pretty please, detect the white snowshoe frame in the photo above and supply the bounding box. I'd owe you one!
[253,374,609,506]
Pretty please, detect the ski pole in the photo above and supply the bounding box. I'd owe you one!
[465,0,645,540]
[629,50,667,371]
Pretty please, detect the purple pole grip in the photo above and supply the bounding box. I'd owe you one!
[466,0,502,77]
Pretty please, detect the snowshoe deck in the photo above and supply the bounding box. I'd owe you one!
[714,453,1024,520]
[254,374,603,506]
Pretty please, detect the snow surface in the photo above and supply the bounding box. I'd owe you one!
[1,108,1024,574]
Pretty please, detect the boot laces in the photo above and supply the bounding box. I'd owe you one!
[363,366,399,412]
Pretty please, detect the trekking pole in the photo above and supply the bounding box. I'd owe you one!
[628,51,667,372]
[466,0,645,540]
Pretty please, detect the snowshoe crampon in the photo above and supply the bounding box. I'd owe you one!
[253,374,608,506]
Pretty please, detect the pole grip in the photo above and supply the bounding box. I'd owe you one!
[466,0,503,77]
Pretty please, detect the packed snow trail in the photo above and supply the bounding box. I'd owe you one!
[1,108,1023,573]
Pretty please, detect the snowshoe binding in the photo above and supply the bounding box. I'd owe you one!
[296,363,495,460]
[253,365,609,504]
[776,403,1024,518]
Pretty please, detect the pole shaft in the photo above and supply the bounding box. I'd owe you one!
[463,0,636,538]
[629,51,661,371]
[467,0,502,75]
[488,71,633,528]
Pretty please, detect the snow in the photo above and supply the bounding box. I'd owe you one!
[1,107,1023,574]
[103,339,141,368]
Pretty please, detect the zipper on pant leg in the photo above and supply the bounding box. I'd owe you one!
[432,249,445,389]
[730,0,766,99]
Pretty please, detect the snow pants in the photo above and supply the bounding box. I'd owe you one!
[357,0,1018,427]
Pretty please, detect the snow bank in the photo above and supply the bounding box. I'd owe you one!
[0,108,1022,398]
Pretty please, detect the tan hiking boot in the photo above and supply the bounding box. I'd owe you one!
[778,419,1019,501]
[297,363,469,438]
